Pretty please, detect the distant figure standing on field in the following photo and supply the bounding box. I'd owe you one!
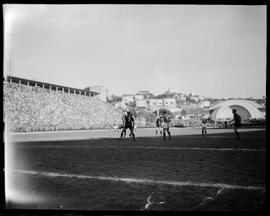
[113,122,118,131]
[118,114,126,136]
[201,117,208,136]
[155,115,162,135]
[230,109,242,140]
[120,111,136,141]
[160,111,171,140]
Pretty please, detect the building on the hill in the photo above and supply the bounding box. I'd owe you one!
[163,98,177,109]
[190,96,199,102]
[179,94,187,102]
[148,99,163,110]
[136,100,147,107]
[147,98,177,111]
[199,100,211,109]
[122,94,135,104]
[134,94,144,101]
[165,88,181,94]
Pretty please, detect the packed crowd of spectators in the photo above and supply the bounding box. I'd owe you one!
[4,82,123,132]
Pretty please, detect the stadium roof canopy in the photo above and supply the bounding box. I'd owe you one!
[208,99,265,121]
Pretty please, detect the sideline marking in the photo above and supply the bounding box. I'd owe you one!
[7,169,265,191]
[15,145,265,152]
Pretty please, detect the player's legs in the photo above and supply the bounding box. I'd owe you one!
[162,125,167,140]
[202,126,206,136]
[156,123,161,135]
[129,126,135,141]
[167,128,171,140]
[124,128,126,137]
[121,127,126,138]
[163,128,166,140]
[234,126,240,140]
[119,125,123,133]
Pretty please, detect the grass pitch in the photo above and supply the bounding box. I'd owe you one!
[5,129,265,211]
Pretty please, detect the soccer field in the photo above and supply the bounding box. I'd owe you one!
[5,128,265,211]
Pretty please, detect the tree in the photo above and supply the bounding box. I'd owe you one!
[136,109,155,126]
[127,101,136,108]
[158,108,175,119]
[127,107,137,118]
[181,109,187,116]
[108,95,121,103]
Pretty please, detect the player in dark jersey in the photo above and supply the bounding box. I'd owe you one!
[160,112,171,140]
[155,115,162,135]
[120,111,135,141]
[230,109,241,140]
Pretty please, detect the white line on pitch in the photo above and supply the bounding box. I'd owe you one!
[7,169,264,191]
[15,145,265,152]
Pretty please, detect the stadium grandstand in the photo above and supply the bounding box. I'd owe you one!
[4,76,123,132]
[5,76,100,97]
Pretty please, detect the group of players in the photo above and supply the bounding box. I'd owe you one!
[200,108,242,139]
[155,111,171,140]
[119,110,136,141]
[117,108,242,141]
[118,110,172,141]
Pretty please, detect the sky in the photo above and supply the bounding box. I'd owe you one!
[3,4,266,98]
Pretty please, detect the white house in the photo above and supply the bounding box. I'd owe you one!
[122,95,135,104]
[163,98,177,109]
[179,94,186,102]
[166,88,181,94]
[136,100,147,107]
[190,96,199,102]
[148,99,163,110]
[134,94,144,101]
[199,100,210,109]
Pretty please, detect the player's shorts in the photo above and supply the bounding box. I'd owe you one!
[124,124,134,130]
[234,123,241,128]
[162,122,169,129]
[202,123,207,128]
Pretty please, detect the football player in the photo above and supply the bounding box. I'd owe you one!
[230,109,242,140]
[201,115,208,136]
[120,111,136,141]
[161,111,171,140]
[155,115,162,135]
